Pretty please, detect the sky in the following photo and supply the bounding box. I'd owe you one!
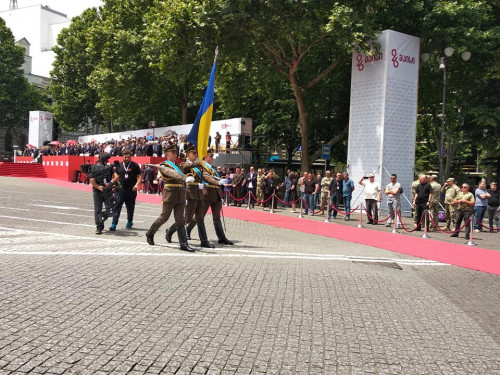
[0,0,103,18]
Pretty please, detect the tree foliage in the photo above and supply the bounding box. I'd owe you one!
[0,18,48,133]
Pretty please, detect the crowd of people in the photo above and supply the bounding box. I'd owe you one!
[24,137,497,244]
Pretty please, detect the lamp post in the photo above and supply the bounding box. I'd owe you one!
[148,118,157,139]
[424,47,471,183]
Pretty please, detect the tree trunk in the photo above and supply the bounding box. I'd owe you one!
[289,74,309,172]
[181,81,189,125]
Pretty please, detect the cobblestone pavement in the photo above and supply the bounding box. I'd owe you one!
[0,177,499,374]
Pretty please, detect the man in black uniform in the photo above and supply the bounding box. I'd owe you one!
[109,149,142,231]
[146,144,194,251]
[89,153,114,234]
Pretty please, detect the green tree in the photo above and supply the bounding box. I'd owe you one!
[144,0,218,125]
[0,18,49,141]
[216,0,380,171]
[50,8,102,132]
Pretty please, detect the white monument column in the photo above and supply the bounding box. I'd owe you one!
[29,111,53,147]
[347,30,420,216]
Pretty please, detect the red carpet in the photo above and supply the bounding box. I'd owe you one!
[19,177,500,276]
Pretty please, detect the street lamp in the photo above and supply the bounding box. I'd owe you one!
[436,47,470,183]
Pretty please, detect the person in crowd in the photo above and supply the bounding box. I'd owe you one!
[474,180,490,232]
[142,164,156,194]
[240,167,248,205]
[215,132,221,153]
[262,169,280,210]
[223,173,233,205]
[359,173,381,225]
[441,177,461,231]
[256,168,265,206]
[281,170,292,208]
[245,166,257,208]
[303,172,318,215]
[384,174,402,228]
[486,182,499,232]
[298,171,307,198]
[225,131,231,153]
[411,176,420,227]
[109,149,142,231]
[328,173,343,220]
[342,172,355,221]
[146,144,193,251]
[429,175,442,231]
[412,174,432,231]
[289,172,299,213]
[450,183,475,239]
[320,171,333,215]
[231,167,244,207]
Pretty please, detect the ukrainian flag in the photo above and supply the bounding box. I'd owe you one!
[187,51,217,160]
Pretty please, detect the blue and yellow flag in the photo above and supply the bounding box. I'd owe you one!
[187,49,218,161]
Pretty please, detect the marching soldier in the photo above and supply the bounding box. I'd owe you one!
[165,143,219,248]
[146,144,195,252]
[184,149,233,245]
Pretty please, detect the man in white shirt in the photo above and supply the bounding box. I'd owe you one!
[384,174,402,228]
[359,173,381,225]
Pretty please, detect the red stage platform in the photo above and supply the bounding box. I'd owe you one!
[14,156,165,181]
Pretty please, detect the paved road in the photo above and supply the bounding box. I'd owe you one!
[0,177,499,374]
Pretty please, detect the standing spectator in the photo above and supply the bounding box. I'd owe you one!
[225,131,231,153]
[486,182,499,232]
[231,167,244,207]
[262,169,279,210]
[245,166,257,208]
[411,177,420,227]
[303,173,319,215]
[240,168,247,205]
[298,171,307,198]
[384,174,402,228]
[429,175,442,231]
[474,180,490,232]
[109,149,142,231]
[223,173,233,205]
[342,172,355,221]
[441,177,461,231]
[359,173,381,225]
[142,164,155,194]
[412,174,432,231]
[256,168,265,206]
[289,172,299,213]
[215,131,221,153]
[282,170,292,208]
[328,172,343,220]
[450,183,475,239]
[320,171,333,215]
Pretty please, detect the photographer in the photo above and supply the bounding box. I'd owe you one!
[89,153,114,234]
[109,149,142,231]
[359,174,381,225]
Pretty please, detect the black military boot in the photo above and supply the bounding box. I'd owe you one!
[165,224,177,243]
[146,224,159,246]
[198,223,215,248]
[214,220,233,245]
[186,221,196,240]
[177,226,195,252]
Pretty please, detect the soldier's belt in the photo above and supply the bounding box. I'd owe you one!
[206,185,219,189]
[164,184,183,187]
[186,182,200,186]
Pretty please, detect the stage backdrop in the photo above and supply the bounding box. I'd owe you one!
[347,30,420,215]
